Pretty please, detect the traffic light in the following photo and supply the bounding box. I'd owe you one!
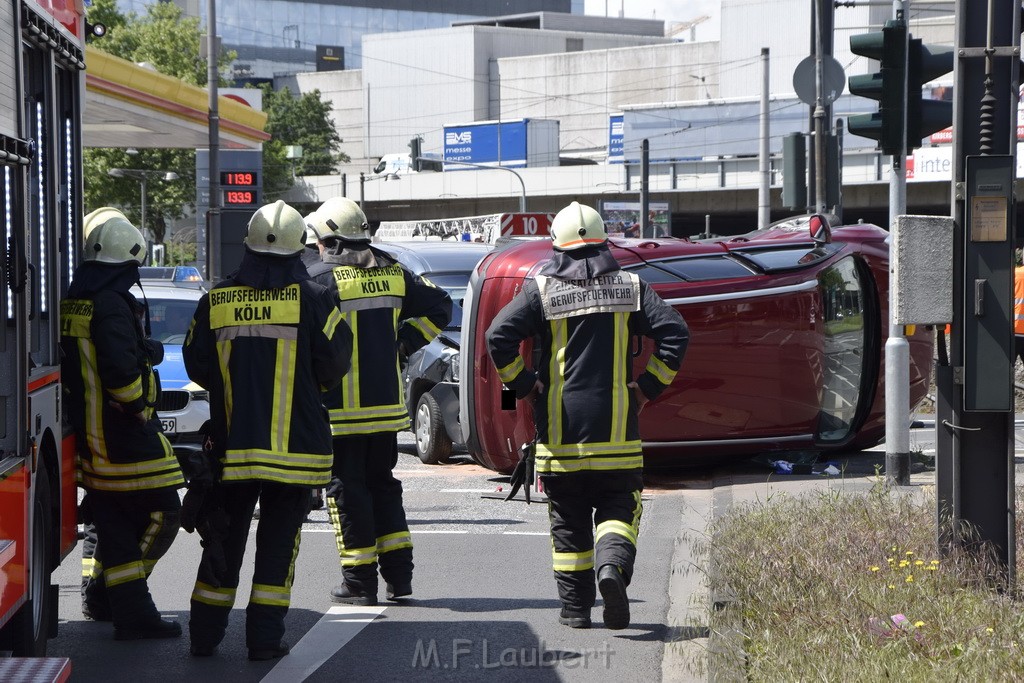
[848,19,907,156]
[906,38,954,152]
[409,136,423,172]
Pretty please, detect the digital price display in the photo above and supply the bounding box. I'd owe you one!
[224,190,257,205]
[221,171,258,186]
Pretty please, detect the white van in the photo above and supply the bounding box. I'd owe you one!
[374,153,414,176]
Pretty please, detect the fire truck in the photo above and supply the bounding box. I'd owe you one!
[0,0,85,662]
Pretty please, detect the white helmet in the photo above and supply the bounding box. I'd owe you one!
[83,207,128,241]
[550,201,608,251]
[304,210,331,245]
[316,197,369,241]
[84,217,146,264]
[244,201,306,256]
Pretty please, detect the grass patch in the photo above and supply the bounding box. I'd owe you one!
[693,481,1024,680]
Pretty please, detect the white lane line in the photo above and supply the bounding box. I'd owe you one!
[502,531,549,536]
[440,488,504,493]
[260,605,386,683]
[408,529,469,534]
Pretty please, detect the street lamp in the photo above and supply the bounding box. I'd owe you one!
[107,168,179,240]
[417,157,527,213]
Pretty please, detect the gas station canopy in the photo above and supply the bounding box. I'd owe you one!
[83,46,269,150]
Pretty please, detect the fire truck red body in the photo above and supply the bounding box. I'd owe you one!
[0,0,85,658]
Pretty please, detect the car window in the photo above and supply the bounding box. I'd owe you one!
[622,263,685,283]
[731,243,842,272]
[149,299,199,344]
[423,272,472,307]
[817,256,868,442]
[646,255,757,281]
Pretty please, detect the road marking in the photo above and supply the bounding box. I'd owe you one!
[440,488,503,493]
[502,531,549,536]
[409,529,469,534]
[260,605,386,683]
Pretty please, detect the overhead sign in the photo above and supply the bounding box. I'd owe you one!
[316,45,344,72]
[443,121,528,167]
[609,114,624,164]
[500,213,553,237]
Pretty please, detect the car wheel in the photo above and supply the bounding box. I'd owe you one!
[414,393,452,465]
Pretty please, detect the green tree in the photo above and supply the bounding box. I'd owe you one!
[261,85,348,200]
[83,0,233,243]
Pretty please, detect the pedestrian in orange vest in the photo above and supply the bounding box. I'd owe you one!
[1015,249,1024,366]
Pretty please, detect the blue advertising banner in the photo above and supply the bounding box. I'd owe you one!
[444,121,528,168]
[609,114,624,164]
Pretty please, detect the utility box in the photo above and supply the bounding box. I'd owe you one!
[891,214,954,325]
[442,118,559,169]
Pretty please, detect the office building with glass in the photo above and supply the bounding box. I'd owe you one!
[135,0,582,79]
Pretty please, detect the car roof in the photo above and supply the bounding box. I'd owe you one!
[374,241,493,275]
[131,282,205,301]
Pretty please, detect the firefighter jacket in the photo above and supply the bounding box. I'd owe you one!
[486,245,689,475]
[61,261,184,493]
[308,242,452,436]
[183,250,352,487]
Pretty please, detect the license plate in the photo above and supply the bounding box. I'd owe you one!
[160,418,177,433]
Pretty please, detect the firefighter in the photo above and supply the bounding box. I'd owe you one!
[486,201,689,630]
[183,200,352,661]
[61,216,185,639]
[78,205,130,622]
[306,197,451,605]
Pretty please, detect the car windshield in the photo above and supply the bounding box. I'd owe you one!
[424,272,471,307]
[148,299,199,344]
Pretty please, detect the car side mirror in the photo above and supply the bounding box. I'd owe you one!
[809,213,832,245]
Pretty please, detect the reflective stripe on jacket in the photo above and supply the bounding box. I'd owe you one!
[486,270,689,475]
[184,280,352,486]
[61,292,183,493]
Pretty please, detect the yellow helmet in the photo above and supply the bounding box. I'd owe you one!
[84,217,146,264]
[550,201,608,251]
[316,197,369,241]
[83,207,128,241]
[244,201,306,256]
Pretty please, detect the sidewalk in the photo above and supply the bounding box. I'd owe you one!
[660,414,1024,681]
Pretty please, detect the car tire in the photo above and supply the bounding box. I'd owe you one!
[414,392,452,465]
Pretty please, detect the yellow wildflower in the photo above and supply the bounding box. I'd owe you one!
[870,566,880,572]
[914,621,925,628]
[906,575,914,583]
[914,560,924,566]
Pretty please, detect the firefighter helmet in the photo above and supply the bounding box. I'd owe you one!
[550,201,608,251]
[316,197,369,241]
[84,217,146,265]
[83,207,127,241]
[244,200,306,256]
[304,211,325,246]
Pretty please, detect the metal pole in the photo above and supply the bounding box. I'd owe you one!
[813,0,827,214]
[640,139,650,237]
[885,0,911,485]
[423,158,526,212]
[758,47,771,229]
[207,0,220,282]
[139,176,147,241]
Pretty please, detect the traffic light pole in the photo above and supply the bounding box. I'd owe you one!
[885,0,911,485]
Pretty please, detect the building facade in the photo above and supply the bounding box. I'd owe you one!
[152,0,582,78]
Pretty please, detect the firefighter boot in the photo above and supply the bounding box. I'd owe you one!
[558,607,592,629]
[248,640,290,662]
[330,583,377,606]
[598,564,630,630]
[113,616,182,640]
[385,582,412,602]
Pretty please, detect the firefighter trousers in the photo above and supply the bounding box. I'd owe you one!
[189,480,307,651]
[541,470,644,611]
[326,432,413,593]
[83,488,181,626]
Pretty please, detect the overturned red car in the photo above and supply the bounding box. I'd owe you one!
[458,215,934,474]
